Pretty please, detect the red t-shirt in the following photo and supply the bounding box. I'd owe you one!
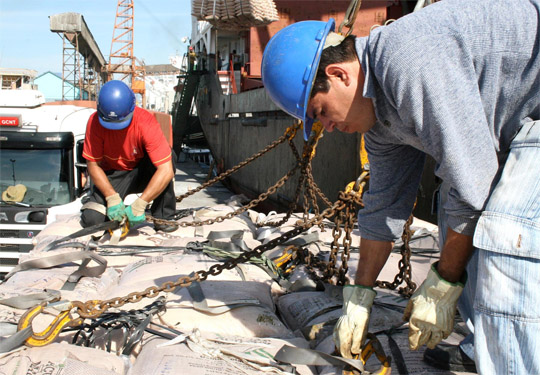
[83,107,171,171]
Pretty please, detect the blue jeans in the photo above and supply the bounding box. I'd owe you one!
[472,120,540,375]
[437,120,540,374]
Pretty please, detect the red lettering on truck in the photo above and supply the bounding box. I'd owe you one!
[0,117,20,126]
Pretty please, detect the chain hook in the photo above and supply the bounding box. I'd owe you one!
[17,301,83,347]
[338,0,363,36]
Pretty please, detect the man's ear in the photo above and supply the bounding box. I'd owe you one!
[325,64,350,85]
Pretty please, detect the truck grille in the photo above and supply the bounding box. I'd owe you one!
[0,230,18,238]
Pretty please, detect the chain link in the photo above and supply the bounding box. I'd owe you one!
[375,214,417,297]
[174,121,301,204]
[69,121,416,318]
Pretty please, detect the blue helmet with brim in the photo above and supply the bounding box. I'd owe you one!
[97,80,136,130]
[262,19,335,141]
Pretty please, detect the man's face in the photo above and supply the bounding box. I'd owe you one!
[307,63,375,134]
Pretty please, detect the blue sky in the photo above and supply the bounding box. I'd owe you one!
[0,0,192,75]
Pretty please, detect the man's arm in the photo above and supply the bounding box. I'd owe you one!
[138,159,175,203]
[437,227,474,283]
[354,226,473,286]
[87,161,116,198]
[354,238,394,286]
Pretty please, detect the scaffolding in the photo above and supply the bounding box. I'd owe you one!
[50,13,107,101]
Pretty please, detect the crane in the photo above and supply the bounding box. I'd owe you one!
[106,0,146,107]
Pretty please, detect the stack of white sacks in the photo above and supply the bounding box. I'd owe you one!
[0,197,440,374]
[191,0,279,30]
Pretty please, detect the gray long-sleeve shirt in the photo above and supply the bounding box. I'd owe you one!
[356,0,540,241]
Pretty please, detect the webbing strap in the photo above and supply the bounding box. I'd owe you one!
[274,345,365,372]
[0,290,61,309]
[0,326,32,353]
[42,220,119,252]
[0,322,18,336]
[4,251,107,282]
[283,231,319,246]
[186,279,261,315]
[206,230,244,241]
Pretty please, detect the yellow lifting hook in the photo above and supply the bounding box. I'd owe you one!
[342,333,392,375]
[17,300,83,347]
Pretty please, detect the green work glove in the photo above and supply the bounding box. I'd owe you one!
[333,285,376,359]
[125,197,148,227]
[403,261,466,350]
[105,193,126,222]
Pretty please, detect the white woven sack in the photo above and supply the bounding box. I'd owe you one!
[105,273,290,338]
[277,291,342,331]
[117,253,244,286]
[1,262,120,302]
[128,333,316,375]
[0,342,127,375]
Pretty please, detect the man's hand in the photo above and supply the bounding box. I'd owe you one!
[403,261,466,350]
[105,193,126,222]
[125,197,148,227]
[333,285,376,358]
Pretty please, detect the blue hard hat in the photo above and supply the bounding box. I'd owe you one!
[97,80,136,130]
[262,19,335,141]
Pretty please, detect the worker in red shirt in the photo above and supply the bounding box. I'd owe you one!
[81,80,178,233]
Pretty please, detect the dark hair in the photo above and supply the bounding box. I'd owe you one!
[311,35,357,97]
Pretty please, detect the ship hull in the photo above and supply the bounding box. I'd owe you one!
[197,68,361,211]
[196,67,438,221]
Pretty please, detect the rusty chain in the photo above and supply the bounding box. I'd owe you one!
[174,121,301,204]
[70,121,416,319]
[375,214,417,297]
[72,194,353,319]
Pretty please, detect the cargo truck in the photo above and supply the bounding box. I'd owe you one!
[0,89,95,274]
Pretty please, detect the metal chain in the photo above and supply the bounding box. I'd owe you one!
[258,134,306,228]
[174,121,301,203]
[72,196,353,319]
[336,196,356,285]
[72,120,416,318]
[152,165,300,228]
[338,0,363,36]
[375,214,417,297]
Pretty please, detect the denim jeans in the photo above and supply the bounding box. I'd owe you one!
[473,120,540,375]
[437,120,540,374]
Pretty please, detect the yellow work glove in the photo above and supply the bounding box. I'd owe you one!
[333,285,376,359]
[125,197,148,227]
[403,261,466,350]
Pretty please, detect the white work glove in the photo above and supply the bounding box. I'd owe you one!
[333,285,376,358]
[403,261,466,350]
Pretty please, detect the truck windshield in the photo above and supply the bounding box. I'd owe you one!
[1,149,72,207]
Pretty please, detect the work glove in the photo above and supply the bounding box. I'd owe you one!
[105,193,126,222]
[403,261,466,350]
[333,285,376,359]
[125,197,148,228]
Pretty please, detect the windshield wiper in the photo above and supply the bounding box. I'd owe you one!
[0,200,32,207]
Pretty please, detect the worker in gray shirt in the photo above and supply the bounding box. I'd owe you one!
[261,0,540,373]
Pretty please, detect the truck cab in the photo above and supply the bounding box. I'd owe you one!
[0,90,94,274]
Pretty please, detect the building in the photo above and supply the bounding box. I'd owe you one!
[0,68,38,90]
[34,72,89,102]
[144,63,181,113]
